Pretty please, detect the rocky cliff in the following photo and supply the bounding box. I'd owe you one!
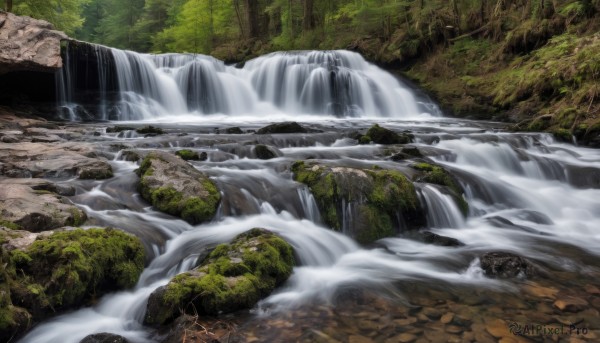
[0,11,67,75]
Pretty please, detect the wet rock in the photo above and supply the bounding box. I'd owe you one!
[0,183,86,232]
[348,335,374,343]
[359,124,412,145]
[413,231,464,247]
[411,162,468,216]
[106,126,135,133]
[199,151,208,161]
[225,127,244,134]
[0,135,20,143]
[522,282,558,299]
[440,312,454,324]
[0,142,113,179]
[136,125,164,135]
[292,161,425,244]
[256,122,307,134]
[144,228,294,326]
[2,228,144,320]
[480,252,536,278]
[175,149,200,161]
[254,144,277,160]
[553,296,589,312]
[0,12,68,74]
[80,333,129,343]
[137,151,221,224]
[585,284,600,295]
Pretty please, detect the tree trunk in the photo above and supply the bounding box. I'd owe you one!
[5,0,12,12]
[302,0,315,31]
[245,0,259,38]
[233,0,246,38]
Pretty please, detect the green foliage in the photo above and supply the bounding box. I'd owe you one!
[13,0,90,35]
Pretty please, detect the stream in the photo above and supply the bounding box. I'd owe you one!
[16,48,600,342]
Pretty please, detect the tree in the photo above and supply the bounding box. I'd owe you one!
[303,0,315,31]
[12,0,89,35]
[5,0,13,12]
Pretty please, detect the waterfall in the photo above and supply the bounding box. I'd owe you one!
[57,45,438,120]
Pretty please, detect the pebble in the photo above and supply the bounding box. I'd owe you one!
[348,335,374,343]
[440,312,454,324]
[553,297,589,312]
[584,284,600,295]
[445,325,463,334]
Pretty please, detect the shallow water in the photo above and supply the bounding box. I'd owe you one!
[17,117,600,343]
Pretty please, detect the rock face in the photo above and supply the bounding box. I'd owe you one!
[0,12,68,74]
[0,182,86,232]
[0,228,145,339]
[292,161,425,244]
[137,151,221,225]
[144,228,294,326]
[480,252,536,278]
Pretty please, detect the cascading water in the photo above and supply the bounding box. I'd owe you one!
[56,45,438,120]
[18,46,600,343]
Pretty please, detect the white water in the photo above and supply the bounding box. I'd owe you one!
[57,48,438,120]
[21,48,600,342]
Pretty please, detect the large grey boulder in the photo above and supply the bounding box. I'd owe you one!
[0,11,68,74]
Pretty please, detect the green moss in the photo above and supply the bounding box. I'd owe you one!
[0,220,21,231]
[552,128,573,142]
[150,228,294,324]
[412,163,468,216]
[175,149,200,161]
[292,162,424,243]
[365,124,411,145]
[67,208,86,227]
[9,228,145,312]
[136,126,164,135]
[359,135,372,144]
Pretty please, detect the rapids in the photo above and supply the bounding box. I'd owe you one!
[17,47,600,342]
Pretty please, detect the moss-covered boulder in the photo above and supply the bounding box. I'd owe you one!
[137,151,221,225]
[0,227,144,338]
[292,161,424,244]
[411,162,469,216]
[0,183,86,232]
[359,124,413,145]
[136,126,164,135]
[144,228,294,326]
[175,149,200,161]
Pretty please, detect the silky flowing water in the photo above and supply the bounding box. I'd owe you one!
[17,48,600,342]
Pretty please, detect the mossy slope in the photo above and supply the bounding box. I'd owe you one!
[144,228,294,326]
[292,161,424,244]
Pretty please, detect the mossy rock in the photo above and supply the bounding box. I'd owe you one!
[225,127,244,134]
[256,122,307,134]
[78,164,114,180]
[137,151,221,225]
[106,126,135,133]
[3,228,144,321]
[175,149,200,161]
[411,163,469,216]
[136,126,164,135]
[144,228,294,326]
[292,161,424,244]
[359,124,412,145]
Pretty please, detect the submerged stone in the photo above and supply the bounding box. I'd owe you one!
[480,252,536,279]
[144,228,294,326]
[292,161,425,244]
[137,151,221,225]
[80,333,129,343]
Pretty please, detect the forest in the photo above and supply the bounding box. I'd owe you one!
[4,0,600,136]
